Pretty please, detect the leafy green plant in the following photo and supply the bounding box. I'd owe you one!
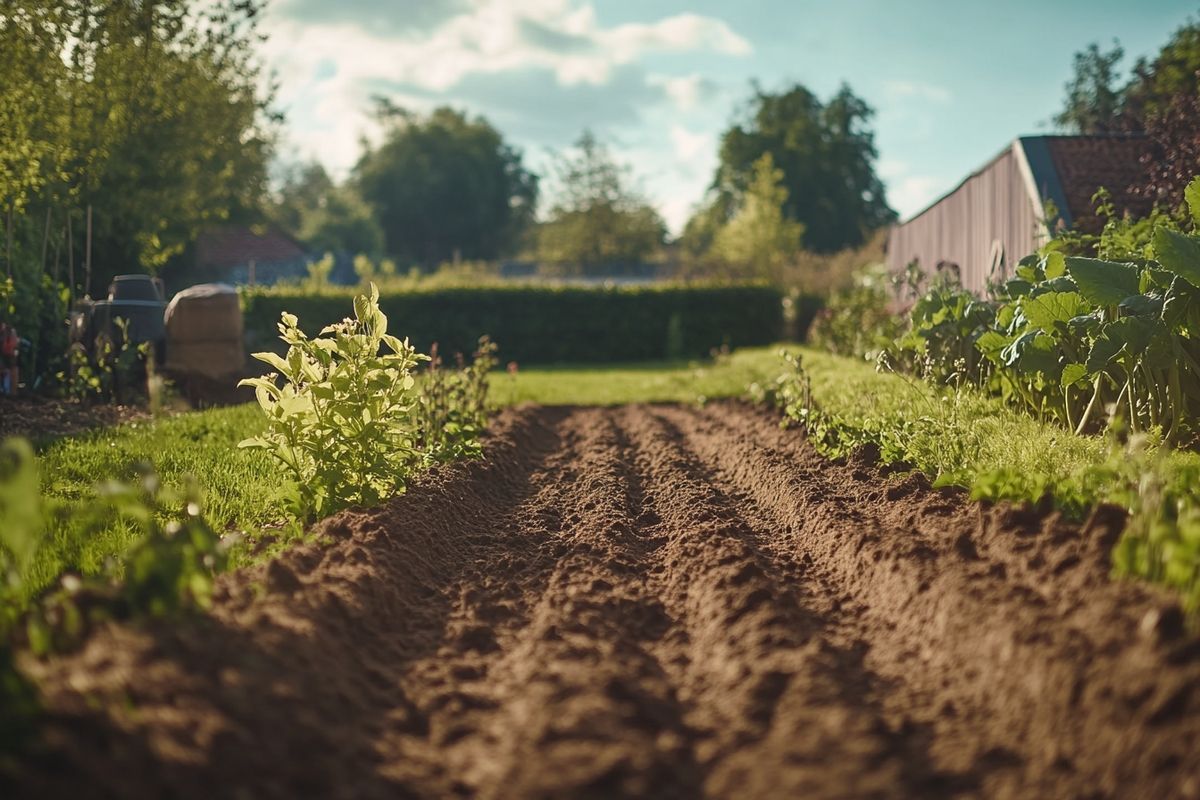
[809,265,904,359]
[239,283,428,519]
[881,178,1200,447]
[416,336,498,464]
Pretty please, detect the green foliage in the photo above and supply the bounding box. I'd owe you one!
[710,82,895,253]
[711,153,805,284]
[355,105,537,266]
[1,1,276,295]
[59,317,151,404]
[537,131,666,272]
[417,337,498,463]
[880,179,1200,446]
[809,265,904,359]
[1055,41,1128,133]
[0,435,236,746]
[239,284,428,519]
[242,283,785,364]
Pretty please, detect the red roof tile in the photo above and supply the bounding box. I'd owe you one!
[195,225,307,269]
[1045,136,1155,234]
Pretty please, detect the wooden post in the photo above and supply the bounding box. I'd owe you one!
[5,204,11,279]
[52,223,63,281]
[84,203,92,297]
[67,210,75,304]
[40,206,51,276]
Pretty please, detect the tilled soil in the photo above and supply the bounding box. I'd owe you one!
[5,402,1200,799]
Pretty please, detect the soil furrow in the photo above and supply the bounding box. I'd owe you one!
[3,402,1199,799]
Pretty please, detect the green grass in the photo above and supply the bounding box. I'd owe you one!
[490,346,785,406]
[13,346,787,604]
[22,404,281,603]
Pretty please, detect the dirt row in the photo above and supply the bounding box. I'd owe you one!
[4,402,1199,798]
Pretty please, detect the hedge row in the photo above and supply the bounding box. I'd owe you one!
[242,284,792,364]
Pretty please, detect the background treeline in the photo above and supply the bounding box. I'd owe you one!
[270,83,899,288]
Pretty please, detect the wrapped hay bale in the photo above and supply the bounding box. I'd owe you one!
[165,284,245,379]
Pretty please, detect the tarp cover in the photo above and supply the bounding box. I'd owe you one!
[165,283,244,376]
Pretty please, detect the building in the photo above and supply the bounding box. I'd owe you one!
[184,225,310,289]
[886,135,1152,295]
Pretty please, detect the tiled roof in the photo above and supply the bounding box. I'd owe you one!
[195,225,307,268]
[1043,135,1154,235]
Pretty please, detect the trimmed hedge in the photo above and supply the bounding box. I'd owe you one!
[242,284,788,364]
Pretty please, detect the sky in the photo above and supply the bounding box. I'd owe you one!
[259,0,1199,234]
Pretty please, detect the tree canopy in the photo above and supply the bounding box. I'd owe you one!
[1,0,276,295]
[353,106,537,266]
[711,153,804,285]
[1054,42,1127,134]
[709,83,894,253]
[536,131,666,272]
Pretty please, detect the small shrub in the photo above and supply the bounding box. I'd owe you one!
[239,283,428,519]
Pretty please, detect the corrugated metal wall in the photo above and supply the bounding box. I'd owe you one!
[886,144,1045,296]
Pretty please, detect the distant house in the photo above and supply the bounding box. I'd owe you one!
[886,135,1152,295]
[185,225,310,289]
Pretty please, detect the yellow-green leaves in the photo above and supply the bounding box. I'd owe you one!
[238,284,429,520]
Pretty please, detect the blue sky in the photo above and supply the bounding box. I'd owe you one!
[261,0,1198,233]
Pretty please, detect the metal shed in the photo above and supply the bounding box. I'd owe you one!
[886,135,1152,295]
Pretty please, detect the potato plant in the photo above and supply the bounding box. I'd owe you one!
[240,284,427,518]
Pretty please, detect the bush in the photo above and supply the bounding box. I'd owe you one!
[242,284,786,364]
[239,284,428,519]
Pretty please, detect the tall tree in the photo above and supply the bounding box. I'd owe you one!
[711,83,894,253]
[536,131,666,272]
[1055,41,1128,134]
[354,106,537,266]
[1,0,277,295]
[712,153,804,285]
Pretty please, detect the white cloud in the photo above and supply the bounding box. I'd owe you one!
[669,125,712,162]
[889,174,943,219]
[882,80,951,104]
[261,0,749,173]
[648,74,718,111]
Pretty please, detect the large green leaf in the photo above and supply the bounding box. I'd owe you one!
[1001,330,1061,377]
[1186,176,1200,226]
[1153,227,1200,289]
[975,330,1011,364]
[1020,291,1088,333]
[1060,362,1087,387]
[1066,258,1142,306]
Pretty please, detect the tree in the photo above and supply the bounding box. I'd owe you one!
[1,1,277,295]
[271,162,383,256]
[536,131,666,272]
[354,106,537,266]
[1119,17,1200,204]
[299,187,385,258]
[1124,17,1200,126]
[711,153,804,284]
[711,83,894,253]
[1055,41,1128,134]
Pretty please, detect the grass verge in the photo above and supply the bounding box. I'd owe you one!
[765,348,1200,609]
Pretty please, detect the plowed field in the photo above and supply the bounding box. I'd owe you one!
[6,403,1199,799]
